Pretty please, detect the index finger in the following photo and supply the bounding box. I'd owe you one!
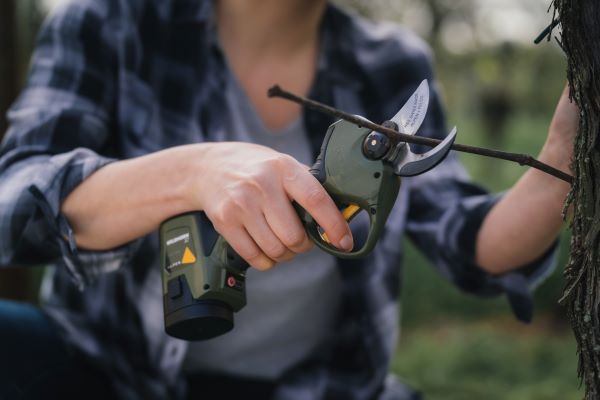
[282,164,353,252]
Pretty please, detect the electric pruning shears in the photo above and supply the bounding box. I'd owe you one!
[160,80,457,340]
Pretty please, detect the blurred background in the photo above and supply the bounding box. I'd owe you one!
[0,0,577,399]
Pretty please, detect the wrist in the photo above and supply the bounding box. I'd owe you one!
[529,140,572,207]
[172,143,217,212]
[539,136,573,175]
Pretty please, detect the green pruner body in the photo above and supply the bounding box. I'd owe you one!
[295,119,401,258]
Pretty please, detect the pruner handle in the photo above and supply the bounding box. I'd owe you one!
[294,119,400,259]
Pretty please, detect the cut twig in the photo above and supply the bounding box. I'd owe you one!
[268,85,573,185]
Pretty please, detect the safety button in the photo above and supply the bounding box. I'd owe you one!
[224,272,244,291]
[226,276,237,288]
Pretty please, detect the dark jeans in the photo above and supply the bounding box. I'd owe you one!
[0,300,113,400]
[0,300,419,400]
[0,300,277,399]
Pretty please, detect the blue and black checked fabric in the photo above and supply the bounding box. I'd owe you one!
[0,0,556,399]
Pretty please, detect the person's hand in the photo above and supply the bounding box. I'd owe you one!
[188,142,353,270]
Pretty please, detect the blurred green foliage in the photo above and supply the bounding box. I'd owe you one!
[437,45,567,122]
[392,320,580,400]
[394,43,576,398]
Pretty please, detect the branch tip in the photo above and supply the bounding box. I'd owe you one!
[267,85,282,98]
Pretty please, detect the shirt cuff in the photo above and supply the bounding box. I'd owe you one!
[27,152,139,289]
[452,193,558,323]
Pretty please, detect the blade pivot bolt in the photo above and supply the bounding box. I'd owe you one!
[363,131,391,160]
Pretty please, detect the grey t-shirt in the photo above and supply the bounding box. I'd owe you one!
[183,71,342,380]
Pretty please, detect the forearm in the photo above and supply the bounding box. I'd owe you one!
[61,145,203,250]
[476,86,576,275]
[475,137,571,274]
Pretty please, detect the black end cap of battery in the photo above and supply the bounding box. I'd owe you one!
[165,301,233,341]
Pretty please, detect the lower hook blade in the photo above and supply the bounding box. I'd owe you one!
[394,127,457,177]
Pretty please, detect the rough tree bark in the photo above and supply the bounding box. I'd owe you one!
[553,1,600,398]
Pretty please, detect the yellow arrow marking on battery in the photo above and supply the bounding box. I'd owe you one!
[181,247,197,264]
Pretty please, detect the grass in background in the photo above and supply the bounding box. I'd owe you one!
[395,237,578,399]
[392,318,580,400]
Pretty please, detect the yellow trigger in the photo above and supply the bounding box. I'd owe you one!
[319,203,362,244]
[341,204,361,221]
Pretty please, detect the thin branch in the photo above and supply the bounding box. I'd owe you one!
[534,18,560,44]
[268,85,573,185]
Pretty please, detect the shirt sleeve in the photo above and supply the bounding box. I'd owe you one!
[0,2,136,289]
[404,82,557,323]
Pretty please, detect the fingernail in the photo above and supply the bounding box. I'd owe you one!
[340,235,353,252]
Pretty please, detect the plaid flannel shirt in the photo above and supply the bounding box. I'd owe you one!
[0,0,556,398]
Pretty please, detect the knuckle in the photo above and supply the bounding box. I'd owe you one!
[224,184,254,211]
[265,241,287,259]
[282,228,306,249]
[275,155,302,182]
[304,188,327,208]
[247,169,270,189]
[243,248,263,264]
[273,154,295,168]
[237,171,274,201]
[207,207,228,232]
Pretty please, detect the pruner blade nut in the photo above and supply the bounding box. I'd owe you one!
[393,127,457,177]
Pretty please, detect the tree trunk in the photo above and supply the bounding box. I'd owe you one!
[554,1,600,398]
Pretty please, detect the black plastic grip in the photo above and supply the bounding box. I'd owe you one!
[189,211,249,271]
[225,243,250,272]
[309,124,335,184]
[196,212,220,256]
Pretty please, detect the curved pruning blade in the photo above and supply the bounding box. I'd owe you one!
[390,80,430,135]
[394,127,457,177]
